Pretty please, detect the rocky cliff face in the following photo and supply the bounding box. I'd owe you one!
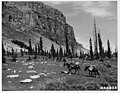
[2,1,88,53]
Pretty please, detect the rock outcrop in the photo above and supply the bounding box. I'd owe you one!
[2,1,89,53]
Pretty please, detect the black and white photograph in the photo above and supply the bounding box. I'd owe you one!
[2,0,118,91]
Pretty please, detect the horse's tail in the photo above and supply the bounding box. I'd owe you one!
[96,69,100,78]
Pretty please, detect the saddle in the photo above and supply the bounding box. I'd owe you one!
[89,66,93,71]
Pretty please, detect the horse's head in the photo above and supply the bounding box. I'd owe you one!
[84,66,89,71]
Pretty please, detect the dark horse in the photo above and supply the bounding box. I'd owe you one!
[84,65,100,78]
[63,62,81,74]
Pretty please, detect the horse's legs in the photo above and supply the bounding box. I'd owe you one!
[78,69,79,74]
[94,72,96,78]
[89,71,91,76]
[90,72,92,76]
[68,68,70,74]
[74,69,76,74]
[68,69,71,74]
[90,71,93,77]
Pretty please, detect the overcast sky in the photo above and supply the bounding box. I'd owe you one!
[44,1,117,52]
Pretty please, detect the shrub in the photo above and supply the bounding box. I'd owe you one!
[99,82,110,87]
[85,82,100,90]
[69,84,86,90]
[37,80,86,91]
[45,82,61,90]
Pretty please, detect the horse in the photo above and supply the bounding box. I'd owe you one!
[84,65,100,78]
[63,62,81,74]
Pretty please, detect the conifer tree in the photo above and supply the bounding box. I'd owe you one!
[34,44,37,59]
[71,43,74,58]
[107,39,111,58]
[28,38,33,55]
[64,24,69,57]
[11,48,14,57]
[46,50,49,57]
[51,44,55,60]
[79,51,82,59]
[98,32,103,59]
[38,44,40,55]
[115,45,117,58]
[11,49,17,62]
[20,49,24,57]
[82,52,85,60]
[56,49,59,60]
[35,44,37,54]
[40,37,43,55]
[59,46,63,61]
[115,50,117,59]
[68,48,72,59]
[2,42,6,63]
[93,19,99,59]
[63,49,66,57]
[2,42,5,56]
[89,38,94,60]
[102,47,105,58]
[48,50,51,59]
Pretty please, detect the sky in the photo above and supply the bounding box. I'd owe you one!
[44,1,117,52]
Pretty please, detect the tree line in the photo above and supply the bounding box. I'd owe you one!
[2,23,117,63]
[2,33,75,63]
[89,32,117,60]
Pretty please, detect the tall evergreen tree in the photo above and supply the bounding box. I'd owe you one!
[71,43,74,58]
[64,24,69,57]
[35,44,37,54]
[56,49,59,60]
[89,38,94,60]
[28,38,33,55]
[15,49,18,58]
[20,49,24,57]
[102,47,105,58]
[51,44,55,60]
[107,39,111,58]
[34,44,37,59]
[48,50,51,59]
[40,37,43,55]
[38,44,40,55]
[98,32,103,59]
[63,49,66,57]
[2,42,5,56]
[68,48,72,59]
[79,50,82,59]
[115,44,117,58]
[93,19,99,59]
[2,42,6,63]
[11,48,14,56]
[59,46,63,61]
[82,52,85,60]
